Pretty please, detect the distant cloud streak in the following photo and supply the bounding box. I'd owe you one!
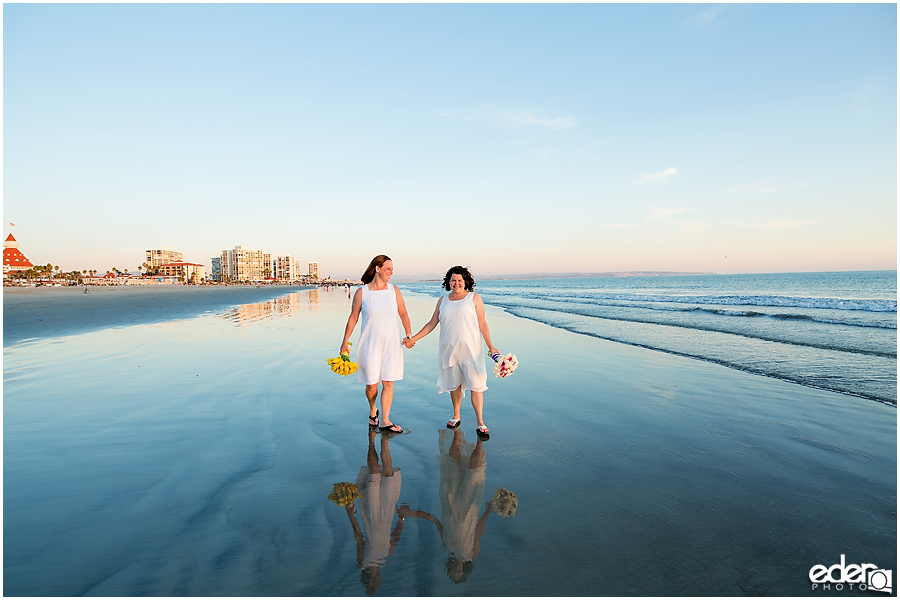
[647,207,687,220]
[439,108,576,130]
[638,167,678,184]
[687,5,727,30]
[760,221,794,230]
[605,223,635,228]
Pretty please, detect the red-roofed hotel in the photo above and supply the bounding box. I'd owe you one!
[3,234,34,276]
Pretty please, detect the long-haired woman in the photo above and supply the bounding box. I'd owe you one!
[341,255,412,433]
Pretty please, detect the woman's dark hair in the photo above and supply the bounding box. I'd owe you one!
[361,255,391,284]
[442,266,475,291]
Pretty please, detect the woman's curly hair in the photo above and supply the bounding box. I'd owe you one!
[442,266,475,291]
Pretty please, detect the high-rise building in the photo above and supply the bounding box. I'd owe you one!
[219,246,272,282]
[309,262,321,279]
[210,257,222,282]
[146,247,183,269]
[274,255,301,281]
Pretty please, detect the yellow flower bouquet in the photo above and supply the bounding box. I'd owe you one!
[328,343,359,376]
[328,482,361,507]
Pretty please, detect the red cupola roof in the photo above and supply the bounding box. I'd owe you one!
[3,234,33,271]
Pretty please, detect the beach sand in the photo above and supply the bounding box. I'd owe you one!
[2,284,313,345]
[3,287,895,596]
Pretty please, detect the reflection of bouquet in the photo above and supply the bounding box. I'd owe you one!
[487,487,518,517]
[488,351,518,378]
[327,345,359,376]
[328,482,361,507]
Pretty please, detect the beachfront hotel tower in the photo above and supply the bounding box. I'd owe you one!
[145,247,183,269]
[219,246,273,283]
[3,234,34,276]
[308,262,321,279]
[274,255,302,281]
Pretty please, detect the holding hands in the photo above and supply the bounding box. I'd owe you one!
[402,335,415,349]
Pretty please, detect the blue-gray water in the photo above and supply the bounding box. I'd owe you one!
[4,285,896,596]
[406,270,898,405]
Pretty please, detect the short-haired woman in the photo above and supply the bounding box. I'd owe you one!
[341,255,412,433]
[405,266,498,438]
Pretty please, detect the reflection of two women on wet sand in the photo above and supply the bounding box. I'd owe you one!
[333,428,517,595]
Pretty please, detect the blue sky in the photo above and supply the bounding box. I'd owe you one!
[4,3,896,280]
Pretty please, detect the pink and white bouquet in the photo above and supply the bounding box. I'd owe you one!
[488,351,518,378]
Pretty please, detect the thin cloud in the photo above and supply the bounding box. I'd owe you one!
[687,5,727,30]
[605,223,636,229]
[638,167,678,184]
[759,221,794,230]
[499,112,576,130]
[438,108,576,130]
[647,207,687,220]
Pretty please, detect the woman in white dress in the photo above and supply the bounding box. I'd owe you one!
[396,428,493,584]
[342,255,412,433]
[405,266,498,438]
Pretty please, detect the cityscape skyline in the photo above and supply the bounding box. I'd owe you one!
[4,4,896,280]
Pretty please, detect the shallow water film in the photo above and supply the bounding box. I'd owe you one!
[4,287,896,596]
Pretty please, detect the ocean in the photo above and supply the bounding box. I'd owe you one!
[404,270,897,405]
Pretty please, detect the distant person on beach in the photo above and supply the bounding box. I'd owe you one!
[342,255,412,434]
[405,266,498,438]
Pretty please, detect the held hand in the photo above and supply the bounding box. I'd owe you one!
[340,343,350,355]
[488,345,499,357]
[402,336,415,349]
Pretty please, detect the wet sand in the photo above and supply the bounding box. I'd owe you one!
[3,287,896,596]
[3,284,312,345]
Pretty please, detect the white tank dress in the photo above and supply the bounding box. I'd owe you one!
[437,292,488,396]
[356,283,404,385]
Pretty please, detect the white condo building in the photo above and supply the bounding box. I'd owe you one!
[274,255,302,281]
[219,246,273,282]
[146,247,183,269]
[309,262,321,279]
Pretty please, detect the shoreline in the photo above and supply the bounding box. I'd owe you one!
[504,308,898,407]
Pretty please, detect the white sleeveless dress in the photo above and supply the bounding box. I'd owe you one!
[356,283,404,384]
[437,292,488,395]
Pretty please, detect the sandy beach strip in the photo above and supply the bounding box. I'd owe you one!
[3,287,896,595]
[2,284,312,346]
